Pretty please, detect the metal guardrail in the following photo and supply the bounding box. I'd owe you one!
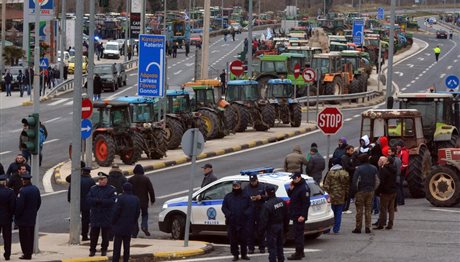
[297,90,383,105]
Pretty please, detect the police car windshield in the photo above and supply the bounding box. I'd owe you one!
[307,181,324,196]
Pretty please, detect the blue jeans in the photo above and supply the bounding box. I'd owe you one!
[331,204,344,233]
[397,175,405,205]
[372,196,380,214]
[94,94,101,101]
[5,83,11,96]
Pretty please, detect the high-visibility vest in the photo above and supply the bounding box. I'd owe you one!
[434,47,441,54]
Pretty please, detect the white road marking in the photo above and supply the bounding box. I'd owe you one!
[425,53,431,56]
[411,80,416,84]
[447,65,453,70]
[107,84,137,99]
[407,64,414,68]
[454,59,458,63]
[64,100,73,106]
[43,117,61,124]
[48,98,71,106]
[440,73,446,79]
[211,50,218,54]
[173,70,183,75]
[0,151,11,155]
[406,84,411,87]
[345,118,353,121]
[417,57,424,61]
[10,128,23,133]
[157,187,200,200]
[43,139,59,145]
[401,87,407,91]
[353,114,360,118]
[185,63,194,67]
[129,73,138,76]
[415,76,420,80]
[429,208,460,214]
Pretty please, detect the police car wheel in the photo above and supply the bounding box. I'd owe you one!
[170,215,186,240]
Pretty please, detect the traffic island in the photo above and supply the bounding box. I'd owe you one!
[5,233,212,262]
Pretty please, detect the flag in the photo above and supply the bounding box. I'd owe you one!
[184,9,190,21]
[266,28,272,40]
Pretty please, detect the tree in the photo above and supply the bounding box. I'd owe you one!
[2,46,24,66]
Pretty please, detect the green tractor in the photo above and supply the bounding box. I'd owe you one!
[92,101,144,167]
[340,50,371,93]
[317,17,348,35]
[266,79,302,127]
[226,80,276,132]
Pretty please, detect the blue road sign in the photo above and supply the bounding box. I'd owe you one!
[81,119,92,140]
[29,0,55,16]
[138,34,166,97]
[445,75,459,90]
[352,20,365,46]
[39,58,49,69]
[377,8,384,20]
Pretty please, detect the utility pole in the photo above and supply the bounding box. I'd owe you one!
[60,0,66,81]
[1,0,6,79]
[70,0,83,245]
[386,0,396,107]
[247,0,253,77]
[86,0,96,166]
[125,0,129,62]
[163,0,168,123]
[23,0,30,68]
[258,0,261,26]
[359,0,361,15]
[200,0,210,79]
[32,0,41,253]
[141,0,145,34]
[221,0,224,29]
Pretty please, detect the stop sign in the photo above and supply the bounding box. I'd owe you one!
[82,98,93,119]
[230,60,244,77]
[317,107,343,135]
[293,63,301,79]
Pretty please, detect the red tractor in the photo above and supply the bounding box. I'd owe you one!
[425,148,460,207]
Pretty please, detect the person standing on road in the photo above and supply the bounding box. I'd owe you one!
[396,141,409,205]
[222,181,251,261]
[15,172,41,260]
[185,42,190,57]
[108,164,127,194]
[67,166,95,241]
[201,163,217,188]
[224,30,228,42]
[244,174,267,254]
[284,145,308,174]
[87,172,117,257]
[330,137,348,168]
[220,69,227,95]
[23,68,31,96]
[341,145,356,213]
[0,174,15,261]
[322,159,349,234]
[231,28,236,41]
[17,70,24,97]
[3,70,12,96]
[306,143,319,162]
[375,156,397,230]
[306,147,326,184]
[5,154,30,180]
[287,173,310,260]
[7,164,29,196]
[259,185,289,262]
[351,154,379,234]
[93,73,103,101]
[434,45,441,62]
[127,45,133,61]
[388,147,402,209]
[172,42,178,58]
[112,183,140,262]
[128,164,155,237]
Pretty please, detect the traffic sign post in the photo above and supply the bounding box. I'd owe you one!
[352,19,365,46]
[445,75,459,90]
[293,63,300,99]
[302,67,316,123]
[230,60,244,78]
[317,107,344,167]
[138,34,166,97]
[81,119,92,140]
[181,128,205,247]
[81,98,93,119]
[39,57,49,69]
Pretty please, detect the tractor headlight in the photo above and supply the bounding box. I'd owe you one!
[143,123,152,128]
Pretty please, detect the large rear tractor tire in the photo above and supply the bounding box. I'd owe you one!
[425,166,460,207]
[120,132,143,165]
[232,104,250,132]
[149,129,168,159]
[198,110,220,139]
[324,77,342,96]
[223,106,237,132]
[255,104,275,131]
[407,147,431,198]
[358,73,368,92]
[290,104,302,127]
[349,79,361,94]
[93,134,116,167]
[165,118,185,150]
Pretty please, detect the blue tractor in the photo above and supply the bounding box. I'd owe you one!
[167,20,191,48]
[225,80,276,132]
[265,79,302,127]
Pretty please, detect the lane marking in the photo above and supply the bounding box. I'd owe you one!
[0,151,11,155]
[43,117,61,124]
[107,84,137,99]
[429,208,460,214]
[417,57,424,61]
[173,70,183,75]
[43,139,59,145]
[129,73,137,76]
[411,80,416,84]
[415,76,420,80]
[48,98,71,106]
[157,187,200,199]
[64,100,73,106]
[401,87,407,91]
[185,63,194,67]
[440,73,446,79]
[447,65,453,70]
[345,118,353,121]
[353,114,360,118]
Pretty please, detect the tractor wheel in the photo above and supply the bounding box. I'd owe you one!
[407,147,431,198]
[149,129,168,159]
[324,77,342,96]
[290,103,302,127]
[255,104,275,131]
[120,132,143,165]
[196,117,208,142]
[358,73,368,92]
[223,106,237,132]
[232,104,250,132]
[425,166,460,207]
[407,38,413,45]
[165,118,184,150]
[198,110,220,139]
[349,79,361,94]
[93,134,116,167]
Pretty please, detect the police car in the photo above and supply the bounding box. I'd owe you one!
[159,167,334,240]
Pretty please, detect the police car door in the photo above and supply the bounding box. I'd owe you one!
[194,181,233,230]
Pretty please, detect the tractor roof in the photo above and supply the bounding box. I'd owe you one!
[267,79,292,85]
[279,53,306,58]
[167,89,189,96]
[190,85,213,90]
[313,52,341,58]
[361,109,422,119]
[227,80,258,86]
[94,101,130,108]
[396,93,455,99]
[340,50,362,56]
[113,96,156,104]
[183,79,221,88]
[259,55,289,61]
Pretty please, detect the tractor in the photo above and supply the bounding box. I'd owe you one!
[311,52,355,96]
[265,79,302,127]
[425,148,460,207]
[183,79,237,139]
[112,96,168,160]
[92,101,144,167]
[340,50,372,93]
[317,17,348,35]
[395,92,460,160]
[226,80,276,132]
[361,109,432,198]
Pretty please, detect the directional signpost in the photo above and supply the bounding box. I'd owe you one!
[445,75,459,90]
[39,57,49,69]
[352,19,365,46]
[81,119,92,140]
[377,7,384,20]
[317,107,343,167]
[138,34,166,97]
[230,60,244,77]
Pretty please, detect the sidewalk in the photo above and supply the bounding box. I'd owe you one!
[4,233,212,262]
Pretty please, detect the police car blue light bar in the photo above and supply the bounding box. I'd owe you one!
[240,167,275,176]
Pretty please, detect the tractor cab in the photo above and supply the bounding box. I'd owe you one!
[183,79,223,109]
[226,80,262,103]
[93,101,132,131]
[166,89,192,114]
[311,52,343,76]
[113,96,159,123]
[266,79,294,99]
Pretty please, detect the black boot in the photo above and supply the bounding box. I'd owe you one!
[232,255,239,261]
[287,253,302,260]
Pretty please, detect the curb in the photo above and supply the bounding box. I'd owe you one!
[53,126,317,185]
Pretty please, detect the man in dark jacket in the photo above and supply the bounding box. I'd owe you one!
[112,183,140,262]
[0,163,4,175]
[201,163,217,188]
[93,73,103,101]
[284,145,308,173]
[222,181,250,261]
[341,145,356,212]
[67,166,96,241]
[128,164,155,237]
[306,148,326,184]
[108,164,127,194]
[330,137,348,168]
[3,70,12,96]
[87,172,117,257]
[243,174,267,254]
[0,174,15,261]
[220,69,226,94]
[287,173,310,260]
[15,172,41,260]
[375,157,397,230]
[8,164,29,195]
[5,154,30,179]
[351,154,379,234]
[259,185,288,262]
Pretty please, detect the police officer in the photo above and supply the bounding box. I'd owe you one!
[259,185,289,262]
[243,174,267,254]
[87,172,117,257]
[434,45,441,62]
[15,172,41,260]
[222,181,251,261]
[0,174,15,261]
[287,173,310,260]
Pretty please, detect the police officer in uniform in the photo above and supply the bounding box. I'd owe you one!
[15,172,41,260]
[244,174,267,254]
[222,181,251,261]
[87,172,117,257]
[287,173,310,260]
[0,174,15,261]
[259,185,289,262]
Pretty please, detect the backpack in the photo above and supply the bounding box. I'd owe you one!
[39,127,47,148]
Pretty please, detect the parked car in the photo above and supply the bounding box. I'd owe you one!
[115,63,127,87]
[68,56,89,74]
[436,30,448,39]
[1,66,25,91]
[57,51,71,66]
[103,41,121,59]
[94,64,118,92]
[159,167,334,240]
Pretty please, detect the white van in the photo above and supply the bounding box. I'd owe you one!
[103,41,121,59]
[57,51,71,66]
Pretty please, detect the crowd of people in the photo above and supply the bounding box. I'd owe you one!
[2,66,61,98]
